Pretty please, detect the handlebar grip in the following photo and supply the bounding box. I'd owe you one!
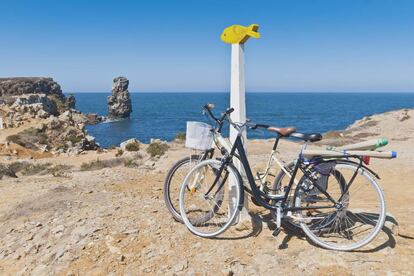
[204,103,215,110]
[254,124,270,129]
[226,107,234,114]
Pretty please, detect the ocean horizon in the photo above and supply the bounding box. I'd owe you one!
[71,92,414,147]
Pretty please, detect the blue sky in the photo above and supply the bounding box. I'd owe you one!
[1,0,413,92]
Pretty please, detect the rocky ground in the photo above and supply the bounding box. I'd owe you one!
[0,109,413,275]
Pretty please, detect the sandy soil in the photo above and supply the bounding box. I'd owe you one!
[0,109,413,275]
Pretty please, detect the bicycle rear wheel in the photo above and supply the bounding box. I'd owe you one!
[179,159,243,238]
[164,155,202,222]
[295,162,386,251]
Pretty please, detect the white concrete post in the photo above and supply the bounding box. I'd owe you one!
[221,23,260,229]
[229,44,251,228]
[230,44,247,144]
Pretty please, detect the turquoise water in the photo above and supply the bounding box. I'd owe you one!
[72,92,414,147]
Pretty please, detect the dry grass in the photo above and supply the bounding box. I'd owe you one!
[80,158,124,171]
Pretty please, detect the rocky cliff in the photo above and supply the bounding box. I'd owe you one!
[107,76,132,119]
[0,77,98,153]
[0,77,76,128]
[0,77,64,98]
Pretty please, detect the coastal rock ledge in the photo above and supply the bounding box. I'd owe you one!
[107,76,132,119]
[0,77,76,128]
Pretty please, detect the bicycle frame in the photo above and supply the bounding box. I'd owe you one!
[205,112,367,214]
[223,133,340,212]
[212,130,287,188]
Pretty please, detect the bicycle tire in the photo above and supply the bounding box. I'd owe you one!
[163,155,200,222]
[179,159,244,238]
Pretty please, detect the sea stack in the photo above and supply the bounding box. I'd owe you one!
[107,76,132,119]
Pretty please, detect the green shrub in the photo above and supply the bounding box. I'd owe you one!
[116,149,124,157]
[6,127,48,149]
[146,142,169,157]
[175,132,186,141]
[65,135,82,144]
[8,162,27,173]
[6,134,25,147]
[44,164,73,177]
[125,142,140,152]
[55,143,68,151]
[124,159,138,168]
[80,159,106,171]
[0,164,17,179]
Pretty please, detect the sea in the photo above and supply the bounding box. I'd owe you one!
[71,92,414,148]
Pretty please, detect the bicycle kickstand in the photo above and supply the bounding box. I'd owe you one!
[272,207,282,237]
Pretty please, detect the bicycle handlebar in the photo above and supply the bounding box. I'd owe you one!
[203,103,234,132]
[250,123,270,130]
[203,103,269,133]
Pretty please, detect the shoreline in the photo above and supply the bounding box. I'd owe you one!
[1,108,412,156]
[87,107,414,148]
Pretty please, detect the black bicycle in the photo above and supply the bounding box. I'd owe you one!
[164,104,302,232]
[179,106,388,251]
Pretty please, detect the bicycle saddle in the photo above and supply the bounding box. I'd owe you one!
[290,132,323,142]
[267,126,297,136]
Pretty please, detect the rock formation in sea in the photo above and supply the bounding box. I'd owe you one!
[107,76,132,119]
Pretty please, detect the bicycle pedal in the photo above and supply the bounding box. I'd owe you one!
[272,227,282,237]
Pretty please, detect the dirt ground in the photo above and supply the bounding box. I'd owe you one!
[0,109,413,275]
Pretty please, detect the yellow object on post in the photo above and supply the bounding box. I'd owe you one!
[221,24,260,44]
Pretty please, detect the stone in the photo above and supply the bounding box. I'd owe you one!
[173,260,188,272]
[107,76,132,119]
[52,225,65,234]
[37,109,49,119]
[122,228,139,235]
[85,113,101,124]
[58,110,72,122]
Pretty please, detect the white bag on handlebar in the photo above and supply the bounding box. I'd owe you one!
[185,121,213,151]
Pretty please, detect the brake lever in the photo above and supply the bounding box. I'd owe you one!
[246,122,265,135]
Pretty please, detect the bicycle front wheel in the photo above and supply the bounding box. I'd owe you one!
[179,159,243,238]
[295,162,386,251]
